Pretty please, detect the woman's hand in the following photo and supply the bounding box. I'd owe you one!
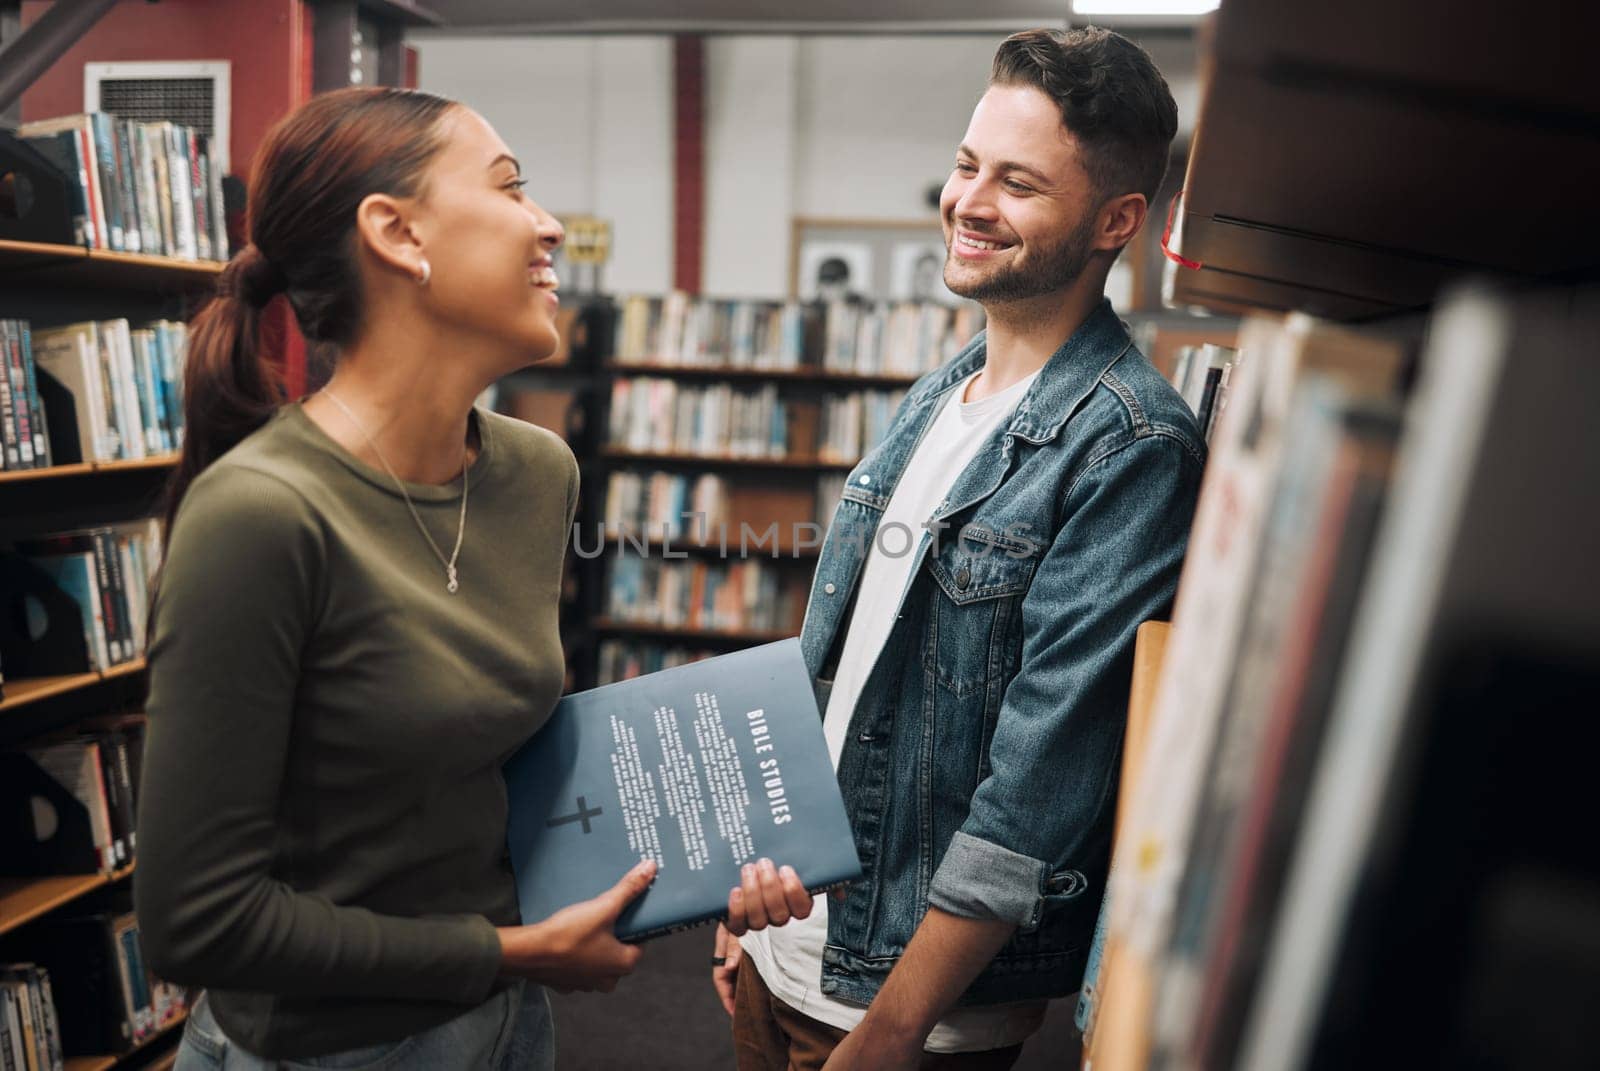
[723,858,813,937]
[711,923,742,1016]
[497,859,656,993]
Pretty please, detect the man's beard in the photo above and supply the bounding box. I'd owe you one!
[944,212,1098,304]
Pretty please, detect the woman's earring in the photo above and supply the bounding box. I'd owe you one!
[417,258,432,286]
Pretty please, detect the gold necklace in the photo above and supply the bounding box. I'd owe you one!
[322,389,469,594]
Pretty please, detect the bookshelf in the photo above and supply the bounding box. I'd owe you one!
[1083,3,1600,1068]
[1,224,211,1071]
[501,293,973,689]
[0,240,224,291]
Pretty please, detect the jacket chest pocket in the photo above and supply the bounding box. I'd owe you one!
[923,526,1039,698]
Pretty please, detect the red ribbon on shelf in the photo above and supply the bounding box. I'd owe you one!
[1161,189,1204,271]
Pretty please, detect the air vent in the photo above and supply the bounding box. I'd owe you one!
[84,61,231,173]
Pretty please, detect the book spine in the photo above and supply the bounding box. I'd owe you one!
[94,733,130,868]
[87,533,124,665]
[0,985,17,1071]
[150,125,174,256]
[29,969,62,1071]
[130,334,161,454]
[96,530,132,666]
[113,119,141,254]
[91,114,124,251]
[17,976,41,1071]
[3,322,37,468]
[188,131,209,262]
[93,327,122,460]
[16,323,52,468]
[0,330,19,470]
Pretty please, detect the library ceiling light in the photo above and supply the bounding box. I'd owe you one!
[1070,1,1220,15]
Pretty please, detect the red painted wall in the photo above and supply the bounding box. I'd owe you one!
[21,0,312,182]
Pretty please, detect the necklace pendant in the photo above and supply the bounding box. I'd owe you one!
[447,566,459,594]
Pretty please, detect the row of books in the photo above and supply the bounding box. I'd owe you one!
[615,294,807,369]
[603,556,807,635]
[607,378,788,458]
[612,293,983,377]
[2,719,146,878]
[818,389,906,464]
[18,112,229,262]
[820,299,983,377]
[4,903,188,1058]
[1170,343,1239,443]
[31,320,189,464]
[0,966,61,1071]
[11,521,165,673]
[600,470,846,541]
[596,640,714,686]
[0,321,51,472]
[1085,312,1414,1066]
[602,471,732,541]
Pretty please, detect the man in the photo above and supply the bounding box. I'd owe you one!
[714,27,1204,1069]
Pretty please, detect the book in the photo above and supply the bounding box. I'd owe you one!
[504,638,861,941]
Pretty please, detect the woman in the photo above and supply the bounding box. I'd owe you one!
[136,88,811,1070]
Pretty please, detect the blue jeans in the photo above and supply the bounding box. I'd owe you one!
[173,983,553,1070]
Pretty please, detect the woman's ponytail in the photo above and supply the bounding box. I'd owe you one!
[161,244,286,533]
[159,86,456,535]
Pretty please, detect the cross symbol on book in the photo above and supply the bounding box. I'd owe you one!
[546,796,603,834]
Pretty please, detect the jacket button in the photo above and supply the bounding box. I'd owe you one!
[858,475,871,485]
[955,567,972,590]
[824,582,836,595]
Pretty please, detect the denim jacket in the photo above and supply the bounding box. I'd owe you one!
[801,299,1205,1008]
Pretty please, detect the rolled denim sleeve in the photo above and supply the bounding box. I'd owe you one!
[927,430,1203,928]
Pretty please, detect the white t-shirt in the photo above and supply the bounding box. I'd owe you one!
[740,369,1048,1053]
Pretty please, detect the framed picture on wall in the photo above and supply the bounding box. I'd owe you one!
[795,240,874,302]
[791,218,953,303]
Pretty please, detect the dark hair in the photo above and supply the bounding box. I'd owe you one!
[165,87,458,532]
[989,27,1178,206]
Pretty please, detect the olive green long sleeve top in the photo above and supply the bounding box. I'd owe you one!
[134,403,577,1060]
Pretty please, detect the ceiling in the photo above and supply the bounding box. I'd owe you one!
[418,1,1088,34]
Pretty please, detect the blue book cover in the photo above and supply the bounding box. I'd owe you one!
[504,638,860,941]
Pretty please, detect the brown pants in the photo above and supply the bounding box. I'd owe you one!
[731,959,1024,1071]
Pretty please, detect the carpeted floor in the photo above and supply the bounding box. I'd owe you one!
[548,928,1083,1070]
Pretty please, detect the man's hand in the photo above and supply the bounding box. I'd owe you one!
[723,858,813,936]
[711,923,742,1016]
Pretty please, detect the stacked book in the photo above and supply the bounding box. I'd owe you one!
[616,294,807,369]
[607,377,787,458]
[0,320,52,472]
[604,556,806,635]
[30,320,188,464]
[17,113,229,262]
[596,640,715,686]
[603,471,730,543]
[817,389,906,464]
[17,521,165,672]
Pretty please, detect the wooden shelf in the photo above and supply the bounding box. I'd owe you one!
[601,447,857,471]
[605,361,921,389]
[592,619,797,645]
[0,863,134,939]
[0,454,179,486]
[64,1005,187,1071]
[0,659,147,714]
[0,239,224,290]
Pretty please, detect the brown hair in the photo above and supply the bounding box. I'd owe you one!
[164,87,457,532]
[990,27,1178,206]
